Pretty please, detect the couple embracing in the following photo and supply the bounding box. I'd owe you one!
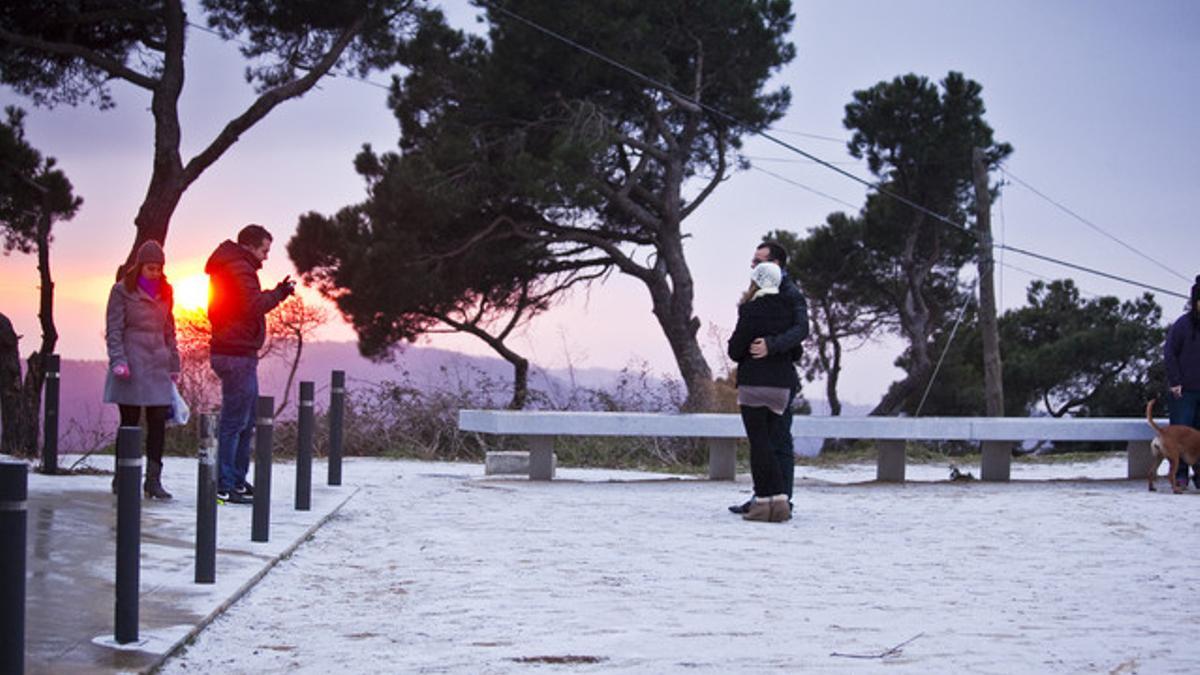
[726,241,809,523]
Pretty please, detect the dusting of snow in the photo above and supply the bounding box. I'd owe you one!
[148,454,1199,673]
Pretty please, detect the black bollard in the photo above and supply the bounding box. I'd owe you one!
[195,413,218,584]
[251,397,274,543]
[296,382,314,511]
[0,461,28,675]
[328,370,345,486]
[42,354,61,475]
[115,426,142,644]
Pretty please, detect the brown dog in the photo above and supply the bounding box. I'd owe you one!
[1145,399,1200,493]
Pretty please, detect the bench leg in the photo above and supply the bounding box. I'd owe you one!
[1126,440,1153,479]
[876,440,905,482]
[707,438,736,481]
[981,441,1014,482]
[525,436,556,481]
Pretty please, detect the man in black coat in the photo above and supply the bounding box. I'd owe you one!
[730,241,809,514]
[205,224,294,503]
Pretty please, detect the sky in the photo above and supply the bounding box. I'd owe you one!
[1,0,1198,406]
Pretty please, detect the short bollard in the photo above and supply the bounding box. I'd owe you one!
[0,461,28,675]
[195,413,218,584]
[115,426,142,644]
[252,397,274,543]
[328,370,345,486]
[296,381,314,511]
[42,354,61,475]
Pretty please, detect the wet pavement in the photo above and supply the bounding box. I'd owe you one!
[19,457,355,674]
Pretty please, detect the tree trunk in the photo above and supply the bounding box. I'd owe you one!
[973,147,1004,416]
[125,177,186,276]
[507,356,529,411]
[20,200,59,458]
[824,328,843,417]
[642,192,714,411]
[643,268,714,412]
[871,225,935,416]
[0,198,60,457]
[274,332,304,418]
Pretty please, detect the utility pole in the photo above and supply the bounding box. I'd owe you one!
[973,147,1004,416]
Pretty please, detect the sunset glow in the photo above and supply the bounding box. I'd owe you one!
[173,274,209,313]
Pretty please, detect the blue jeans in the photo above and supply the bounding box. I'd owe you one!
[771,387,797,500]
[210,354,258,491]
[1168,389,1200,485]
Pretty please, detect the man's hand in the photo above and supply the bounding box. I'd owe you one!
[749,338,769,359]
[274,275,296,298]
[1171,385,1183,399]
[112,363,130,379]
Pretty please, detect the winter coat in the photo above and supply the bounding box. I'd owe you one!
[103,282,180,406]
[728,293,800,390]
[1165,312,1200,391]
[205,240,288,357]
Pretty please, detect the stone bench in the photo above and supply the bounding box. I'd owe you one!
[457,410,1164,482]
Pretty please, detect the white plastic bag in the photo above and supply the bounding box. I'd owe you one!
[168,382,190,426]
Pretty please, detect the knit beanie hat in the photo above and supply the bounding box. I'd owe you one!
[751,261,782,296]
[135,240,166,265]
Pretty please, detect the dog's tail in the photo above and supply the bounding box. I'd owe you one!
[1146,398,1164,435]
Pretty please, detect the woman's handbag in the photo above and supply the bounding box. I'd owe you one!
[168,382,190,426]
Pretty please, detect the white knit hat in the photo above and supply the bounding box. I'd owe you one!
[751,261,782,293]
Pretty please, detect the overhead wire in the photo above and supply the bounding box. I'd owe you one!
[478,0,1190,301]
[1001,166,1188,283]
[751,166,861,211]
[997,260,1105,300]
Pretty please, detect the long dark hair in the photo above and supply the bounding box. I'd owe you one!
[122,263,174,308]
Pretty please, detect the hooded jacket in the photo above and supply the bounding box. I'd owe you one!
[205,240,287,357]
[1165,311,1200,391]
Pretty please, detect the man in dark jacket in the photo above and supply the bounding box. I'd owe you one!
[1164,275,1200,489]
[206,224,294,503]
[730,241,809,514]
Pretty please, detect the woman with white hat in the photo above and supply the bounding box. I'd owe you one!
[727,261,799,522]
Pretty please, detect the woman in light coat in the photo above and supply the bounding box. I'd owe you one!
[104,240,180,499]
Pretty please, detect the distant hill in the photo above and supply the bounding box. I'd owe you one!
[23,341,873,453]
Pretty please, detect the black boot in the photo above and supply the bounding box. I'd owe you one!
[143,460,173,500]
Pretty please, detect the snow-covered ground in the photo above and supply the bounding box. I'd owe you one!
[160,455,1199,674]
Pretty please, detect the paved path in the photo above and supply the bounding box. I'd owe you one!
[20,456,354,674]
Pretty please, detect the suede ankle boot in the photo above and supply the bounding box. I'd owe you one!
[742,497,772,522]
[143,460,173,500]
[768,494,791,522]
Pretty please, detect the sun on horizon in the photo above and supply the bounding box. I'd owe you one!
[173,273,209,313]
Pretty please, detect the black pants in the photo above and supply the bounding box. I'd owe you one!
[118,405,168,464]
[772,387,797,499]
[740,405,786,497]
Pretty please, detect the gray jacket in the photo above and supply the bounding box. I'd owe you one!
[103,282,181,406]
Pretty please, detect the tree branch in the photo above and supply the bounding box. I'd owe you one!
[515,221,654,284]
[180,13,368,186]
[682,128,727,219]
[0,27,159,90]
